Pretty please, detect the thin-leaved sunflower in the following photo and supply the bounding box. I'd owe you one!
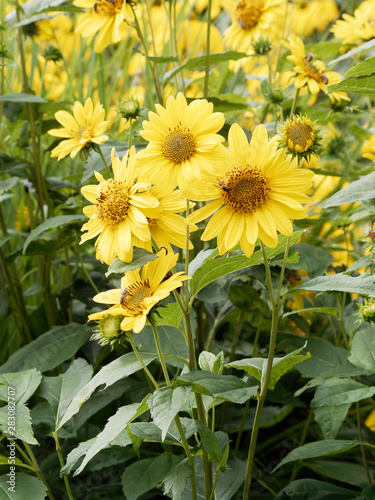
[224,0,284,54]
[74,0,132,52]
[80,147,159,264]
[280,114,321,161]
[135,93,226,193]
[88,250,190,333]
[186,124,314,257]
[48,98,109,160]
[283,35,350,103]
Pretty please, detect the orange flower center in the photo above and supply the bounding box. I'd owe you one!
[119,281,153,315]
[235,0,264,30]
[218,166,270,214]
[93,0,123,16]
[162,125,196,164]
[95,180,130,226]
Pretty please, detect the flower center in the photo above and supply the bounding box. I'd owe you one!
[93,0,123,16]
[95,179,130,227]
[162,125,196,164]
[284,122,315,152]
[120,281,153,314]
[235,0,264,30]
[218,165,270,214]
[303,56,328,84]
[74,124,93,144]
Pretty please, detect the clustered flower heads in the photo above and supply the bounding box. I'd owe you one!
[48,93,314,338]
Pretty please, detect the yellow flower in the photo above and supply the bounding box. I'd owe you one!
[280,115,321,160]
[186,124,313,257]
[331,0,375,45]
[48,98,109,160]
[135,93,226,193]
[80,147,159,265]
[290,0,338,37]
[74,0,132,53]
[132,186,197,253]
[361,135,375,161]
[88,250,190,333]
[283,35,350,103]
[224,0,284,54]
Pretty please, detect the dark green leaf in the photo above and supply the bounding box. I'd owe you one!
[278,478,359,499]
[122,453,183,500]
[0,177,18,192]
[348,328,375,371]
[323,172,375,208]
[196,422,222,463]
[0,473,47,500]
[314,404,351,439]
[286,243,334,277]
[305,460,370,488]
[153,303,184,330]
[273,440,359,472]
[0,93,47,103]
[293,272,375,298]
[23,215,86,254]
[0,404,38,444]
[311,377,375,407]
[0,369,41,404]
[0,324,90,375]
[162,458,191,500]
[106,249,157,276]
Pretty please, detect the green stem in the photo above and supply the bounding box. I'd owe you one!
[290,88,300,117]
[23,442,56,500]
[150,319,170,385]
[75,238,100,294]
[243,237,291,499]
[234,397,251,456]
[204,0,213,98]
[64,247,74,323]
[290,410,313,482]
[356,402,372,485]
[96,144,112,178]
[128,332,159,389]
[52,432,74,500]
[128,118,133,151]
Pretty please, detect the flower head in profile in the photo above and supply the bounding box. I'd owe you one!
[88,250,190,333]
[280,115,321,161]
[80,147,159,265]
[283,35,350,103]
[135,93,226,193]
[48,98,109,160]
[331,0,375,45]
[74,0,132,52]
[186,124,314,257]
[224,0,284,54]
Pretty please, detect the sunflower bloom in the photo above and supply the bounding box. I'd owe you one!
[80,147,159,264]
[186,124,314,257]
[223,0,284,54]
[280,115,321,161]
[132,186,197,253]
[331,0,375,45]
[290,0,338,37]
[48,98,109,160]
[74,0,132,53]
[283,35,350,103]
[88,250,190,333]
[135,93,226,193]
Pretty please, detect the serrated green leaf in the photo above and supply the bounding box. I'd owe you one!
[23,215,85,254]
[328,57,375,96]
[148,385,192,441]
[311,377,375,407]
[227,343,310,391]
[340,56,375,79]
[0,473,47,500]
[39,358,93,429]
[0,369,41,404]
[0,93,47,103]
[196,422,222,463]
[286,243,334,277]
[277,478,359,499]
[0,324,90,374]
[162,458,191,500]
[153,302,184,330]
[75,400,148,475]
[314,404,351,440]
[122,453,183,500]
[273,440,359,472]
[57,352,156,429]
[348,328,375,371]
[175,370,257,403]
[0,404,38,444]
[190,232,303,298]
[293,272,375,298]
[105,249,157,276]
[323,172,375,208]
